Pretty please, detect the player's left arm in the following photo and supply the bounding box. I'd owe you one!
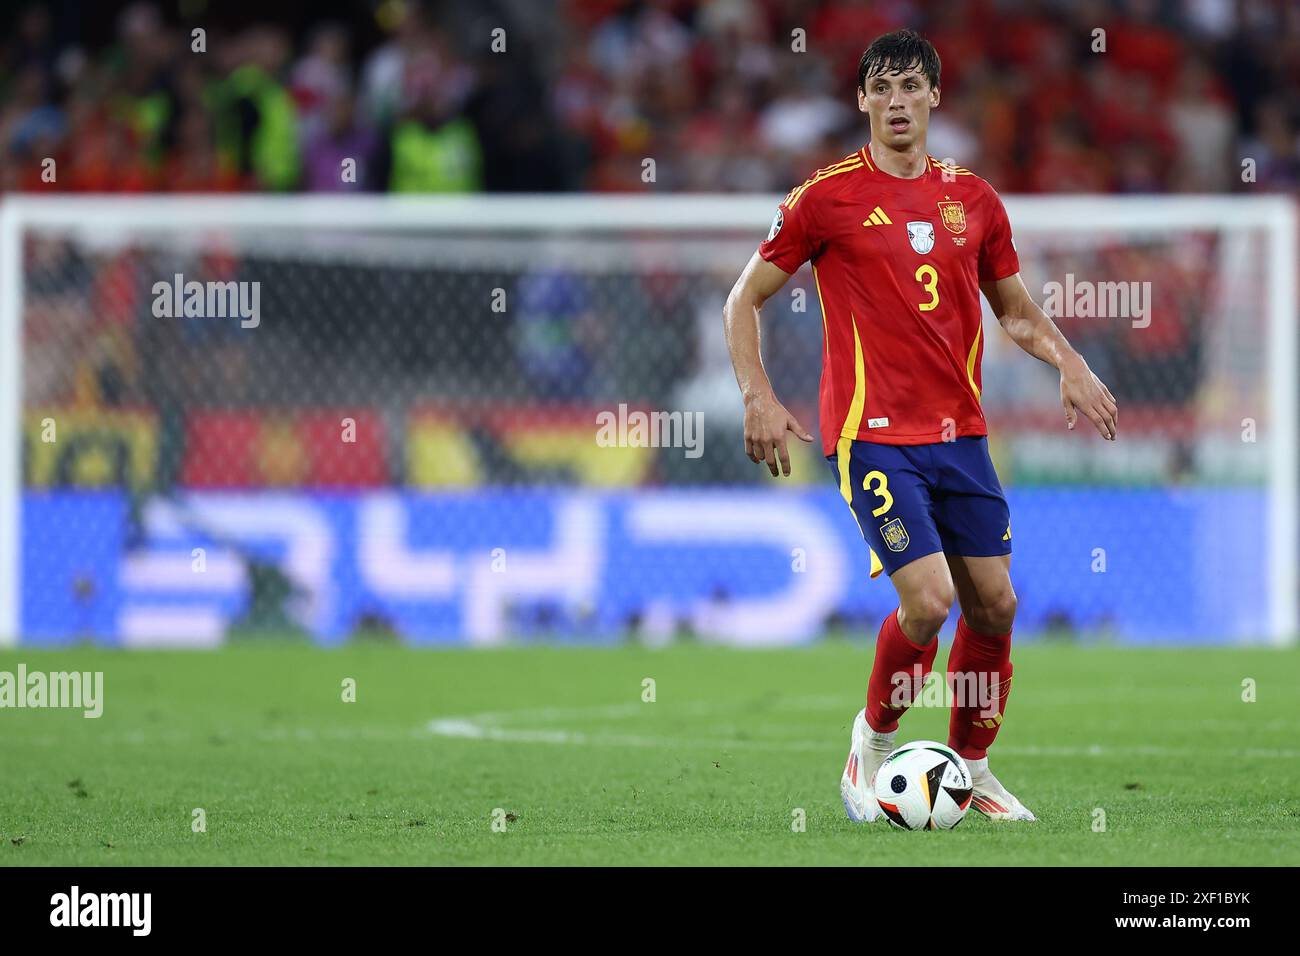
[980,273,1118,440]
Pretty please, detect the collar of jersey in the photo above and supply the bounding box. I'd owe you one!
[859,145,934,183]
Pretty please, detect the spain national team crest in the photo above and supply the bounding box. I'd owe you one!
[906,221,935,254]
[937,200,966,234]
[880,517,910,552]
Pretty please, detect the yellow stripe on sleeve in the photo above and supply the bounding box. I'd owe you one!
[787,158,864,207]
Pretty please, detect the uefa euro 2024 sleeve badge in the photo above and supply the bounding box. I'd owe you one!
[766,208,783,241]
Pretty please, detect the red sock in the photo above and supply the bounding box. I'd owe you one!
[865,609,938,733]
[946,616,1013,760]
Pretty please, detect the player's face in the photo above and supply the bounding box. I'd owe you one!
[857,66,939,150]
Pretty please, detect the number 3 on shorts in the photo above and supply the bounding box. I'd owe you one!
[863,470,893,517]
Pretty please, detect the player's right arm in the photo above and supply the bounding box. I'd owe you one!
[723,252,815,478]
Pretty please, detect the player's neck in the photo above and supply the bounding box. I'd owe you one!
[867,139,929,180]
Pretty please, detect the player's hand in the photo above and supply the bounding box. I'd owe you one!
[743,390,814,477]
[1059,355,1117,440]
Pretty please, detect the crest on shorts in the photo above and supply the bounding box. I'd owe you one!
[906,221,935,254]
[937,200,966,234]
[880,517,910,552]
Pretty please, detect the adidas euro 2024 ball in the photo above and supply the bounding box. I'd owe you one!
[873,740,974,830]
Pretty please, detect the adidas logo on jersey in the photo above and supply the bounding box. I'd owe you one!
[862,206,893,227]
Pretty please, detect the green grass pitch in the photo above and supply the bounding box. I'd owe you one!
[1,640,1297,866]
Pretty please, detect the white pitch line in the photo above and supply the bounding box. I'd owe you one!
[9,698,1294,761]
[424,713,1300,760]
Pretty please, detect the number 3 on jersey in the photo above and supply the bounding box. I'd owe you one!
[914,264,939,312]
[863,469,893,517]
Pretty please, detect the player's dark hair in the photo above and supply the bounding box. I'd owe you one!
[858,30,941,93]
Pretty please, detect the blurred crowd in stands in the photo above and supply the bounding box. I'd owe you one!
[1,0,1298,196]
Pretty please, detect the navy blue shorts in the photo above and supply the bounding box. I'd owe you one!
[825,436,1011,577]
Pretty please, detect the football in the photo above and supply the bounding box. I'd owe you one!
[873,740,974,830]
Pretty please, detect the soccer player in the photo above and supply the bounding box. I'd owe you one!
[722,30,1117,822]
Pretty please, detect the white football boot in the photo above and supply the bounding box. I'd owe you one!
[966,757,1037,821]
[840,708,895,823]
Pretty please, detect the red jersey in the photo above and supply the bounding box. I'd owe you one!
[759,147,1020,455]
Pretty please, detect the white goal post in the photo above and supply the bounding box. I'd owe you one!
[0,193,1294,645]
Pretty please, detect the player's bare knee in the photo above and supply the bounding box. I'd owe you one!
[900,589,953,640]
[969,588,1017,634]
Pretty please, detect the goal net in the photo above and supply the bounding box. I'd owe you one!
[1,194,1294,646]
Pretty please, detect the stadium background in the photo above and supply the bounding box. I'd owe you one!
[4,0,1298,648]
